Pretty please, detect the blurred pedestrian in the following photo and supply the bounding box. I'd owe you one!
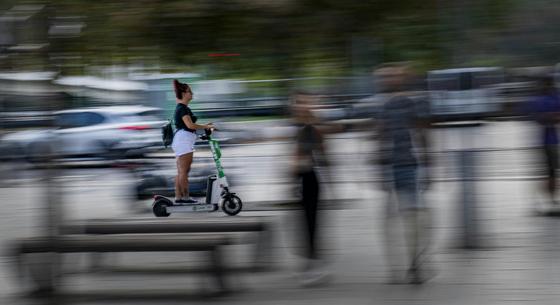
[290,92,332,286]
[525,75,560,206]
[373,62,433,284]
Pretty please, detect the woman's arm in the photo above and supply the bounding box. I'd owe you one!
[182,115,213,130]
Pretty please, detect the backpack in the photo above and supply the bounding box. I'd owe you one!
[161,120,174,148]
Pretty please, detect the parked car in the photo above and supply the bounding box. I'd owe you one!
[0,106,165,161]
[427,67,505,121]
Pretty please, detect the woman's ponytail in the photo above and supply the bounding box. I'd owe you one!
[173,79,182,99]
[173,79,191,100]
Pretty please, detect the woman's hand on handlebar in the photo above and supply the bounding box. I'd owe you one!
[205,123,216,130]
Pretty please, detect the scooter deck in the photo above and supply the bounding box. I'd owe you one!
[166,204,218,213]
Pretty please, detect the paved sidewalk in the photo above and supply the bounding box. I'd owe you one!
[2,178,560,305]
[2,121,560,304]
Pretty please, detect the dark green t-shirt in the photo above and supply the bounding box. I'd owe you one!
[174,103,197,132]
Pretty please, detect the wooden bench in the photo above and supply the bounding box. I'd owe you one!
[61,217,270,234]
[60,217,274,269]
[10,234,230,294]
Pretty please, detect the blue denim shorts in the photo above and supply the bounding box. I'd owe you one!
[392,165,419,210]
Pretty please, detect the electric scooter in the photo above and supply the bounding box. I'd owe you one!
[152,128,242,217]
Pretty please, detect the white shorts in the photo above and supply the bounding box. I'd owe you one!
[171,129,197,157]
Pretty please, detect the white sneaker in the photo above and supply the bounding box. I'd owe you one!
[299,269,331,287]
[175,198,199,204]
[190,198,205,204]
[386,272,406,285]
[407,264,436,285]
[298,260,331,287]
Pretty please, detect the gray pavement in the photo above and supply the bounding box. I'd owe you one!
[1,121,560,304]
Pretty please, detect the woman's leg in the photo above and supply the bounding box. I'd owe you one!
[183,152,193,198]
[301,171,320,260]
[177,152,193,199]
[544,145,558,203]
[175,158,183,200]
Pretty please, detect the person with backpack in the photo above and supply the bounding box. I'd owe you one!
[170,79,214,204]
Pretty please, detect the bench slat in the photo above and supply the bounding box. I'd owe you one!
[17,235,229,253]
[62,221,267,235]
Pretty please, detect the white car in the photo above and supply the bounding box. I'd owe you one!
[1,106,166,161]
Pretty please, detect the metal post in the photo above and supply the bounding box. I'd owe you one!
[459,149,478,248]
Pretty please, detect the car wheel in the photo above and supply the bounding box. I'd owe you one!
[25,142,54,163]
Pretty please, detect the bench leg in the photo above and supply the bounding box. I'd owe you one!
[89,252,102,271]
[11,249,26,289]
[27,252,62,294]
[255,229,273,270]
[210,247,227,293]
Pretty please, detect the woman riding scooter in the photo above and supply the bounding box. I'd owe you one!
[171,79,214,204]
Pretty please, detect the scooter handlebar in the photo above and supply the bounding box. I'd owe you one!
[200,127,215,140]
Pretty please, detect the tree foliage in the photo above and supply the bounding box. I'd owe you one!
[13,0,520,76]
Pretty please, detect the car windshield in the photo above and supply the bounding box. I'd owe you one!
[117,114,160,122]
[55,112,106,129]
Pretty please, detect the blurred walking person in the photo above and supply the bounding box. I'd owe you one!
[373,63,433,284]
[291,92,331,286]
[525,75,560,207]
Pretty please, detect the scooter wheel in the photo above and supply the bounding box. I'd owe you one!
[221,195,242,216]
[153,198,171,217]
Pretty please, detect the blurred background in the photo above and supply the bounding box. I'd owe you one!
[2,0,560,304]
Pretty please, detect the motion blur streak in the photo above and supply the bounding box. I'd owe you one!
[1,1,560,304]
